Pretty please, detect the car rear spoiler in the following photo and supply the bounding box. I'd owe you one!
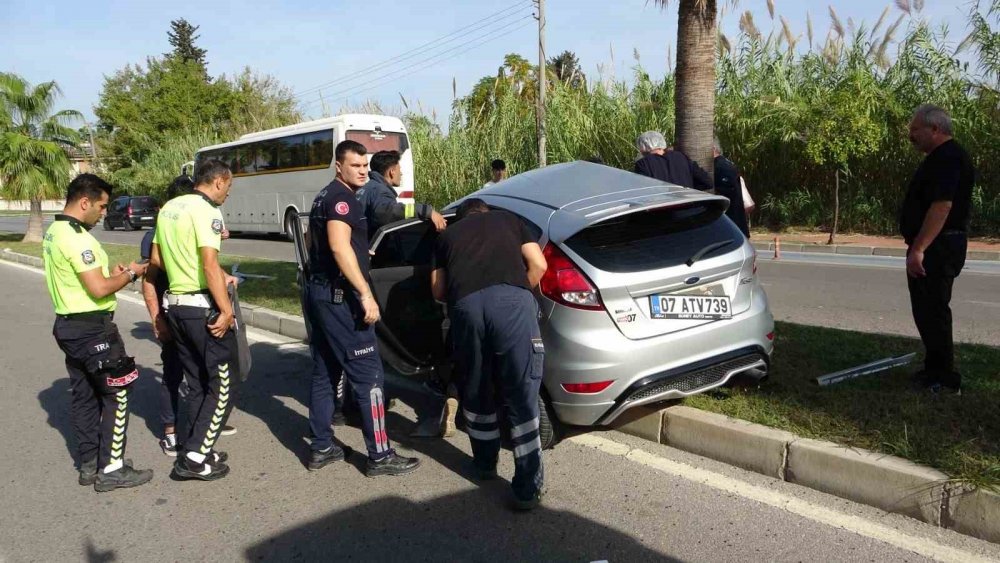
[546,189,730,244]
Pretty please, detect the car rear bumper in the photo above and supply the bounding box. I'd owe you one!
[128,215,157,227]
[545,286,774,426]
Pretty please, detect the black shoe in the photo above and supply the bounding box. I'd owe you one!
[94,463,154,492]
[173,455,230,481]
[512,490,544,512]
[210,450,229,464]
[366,452,421,477]
[78,458,98,486]
[470,463,498,481]
[928,383,962,396]
[308,445,346,471]
[220,425,237,436]
[331,412,347,427]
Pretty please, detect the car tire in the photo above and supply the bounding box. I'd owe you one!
[125,218,140,231]
[103,219,113,231]
[538,392,559,450]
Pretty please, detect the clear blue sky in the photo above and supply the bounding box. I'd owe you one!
[0,0,970,129]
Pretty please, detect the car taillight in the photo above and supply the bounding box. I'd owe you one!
[540,243,602,311]
[562,380,614,394]
[399,190,413,198]
[766,331,775,341]
[126,205,132,215]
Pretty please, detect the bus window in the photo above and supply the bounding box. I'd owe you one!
[255,140,279,171]
[278,135,307,169]
[235,144,256,175]
[305,130,334,167]
[345,129,409,154]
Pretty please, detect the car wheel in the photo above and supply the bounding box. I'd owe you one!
[538,392,560,450]
[126,218,140,231]
[103,218,113,231]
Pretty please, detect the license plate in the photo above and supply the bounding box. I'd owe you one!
[650,294,732,320]
[141,216,153,220]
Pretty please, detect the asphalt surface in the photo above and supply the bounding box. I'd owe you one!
[5,214,998,347]
[3,260,1000,562]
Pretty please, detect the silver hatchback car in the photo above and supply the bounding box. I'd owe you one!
[364,161,774,448]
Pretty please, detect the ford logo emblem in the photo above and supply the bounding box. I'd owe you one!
[684,276,700,285]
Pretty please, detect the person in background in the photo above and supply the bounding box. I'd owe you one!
[712,137,751,238]
[356,150,446,242]
[633,131,711,190]
[899,104,975,395]
[484,159,507,187]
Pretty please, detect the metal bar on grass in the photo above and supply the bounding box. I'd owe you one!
[814,353,917,386]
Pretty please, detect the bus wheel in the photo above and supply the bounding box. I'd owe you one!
[283,209,297,242]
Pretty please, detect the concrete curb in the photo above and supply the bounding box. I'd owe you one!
[613,405,1000,544]
[6,248,998,543]
[750,240,1000,261]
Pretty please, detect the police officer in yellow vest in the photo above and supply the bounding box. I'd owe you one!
[44,174,154,492]
[146,159,237,481]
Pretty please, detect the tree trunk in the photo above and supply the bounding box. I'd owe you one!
[827,170,840,245]
[22,198,45,243]
[674,0,717,183]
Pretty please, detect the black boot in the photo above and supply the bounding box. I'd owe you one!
[308,445,345,471]
[366,452,420,477]
[94,463,154,492]
[78,458,98,486]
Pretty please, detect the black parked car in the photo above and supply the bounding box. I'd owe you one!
[103,196,159,231]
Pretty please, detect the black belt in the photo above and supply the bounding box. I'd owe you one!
[57,311,113,322]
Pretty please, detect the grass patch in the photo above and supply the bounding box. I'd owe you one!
[685,321,1000,490]
[2,236,303,316]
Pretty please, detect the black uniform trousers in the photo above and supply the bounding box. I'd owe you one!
[907,232,967,388]
[166,304,237,458]
[159,339,185,427]
[52,313,136,470]
[305,279,391,460]
[450,284,544,501]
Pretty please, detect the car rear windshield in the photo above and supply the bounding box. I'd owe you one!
[563,203,743,273]
[130,197,158,210]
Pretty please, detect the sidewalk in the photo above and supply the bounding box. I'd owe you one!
[750,231,1000,261]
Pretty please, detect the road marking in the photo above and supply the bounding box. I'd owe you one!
[569,433,996,563]
[963,300,1000,308]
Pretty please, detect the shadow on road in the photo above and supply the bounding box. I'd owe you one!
[244,488,673,562]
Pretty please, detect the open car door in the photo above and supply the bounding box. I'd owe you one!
[368,216,456,379]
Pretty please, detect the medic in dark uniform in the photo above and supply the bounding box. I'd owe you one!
[304,139,420,476]
[43,174,154,492]
[430,198,549,510]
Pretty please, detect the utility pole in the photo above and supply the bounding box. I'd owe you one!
[535,0,547,167]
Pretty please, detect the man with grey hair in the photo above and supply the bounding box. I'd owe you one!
[899,103,975,395]
[633,131,711,190]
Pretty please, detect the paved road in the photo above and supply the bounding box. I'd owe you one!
[3,215,998,345]
[2,260,999,562]
[0,215,294,261]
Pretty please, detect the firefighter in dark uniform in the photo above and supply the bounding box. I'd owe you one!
[430,198,549,510]
[304,139,420,476]
[900,104,975,395]
[146,159,237,480]
[44,174,154,492]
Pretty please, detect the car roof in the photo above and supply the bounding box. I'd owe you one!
[446,161,727,243]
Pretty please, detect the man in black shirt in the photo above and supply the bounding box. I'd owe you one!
[633,131,712,190]
[304,139,420,476]
[431,198,548,510]
[713,137,750,238]
[898,104,975,394]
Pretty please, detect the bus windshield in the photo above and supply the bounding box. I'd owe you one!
[345,129,410,154]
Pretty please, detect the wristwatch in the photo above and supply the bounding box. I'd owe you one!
[124,268,137,282]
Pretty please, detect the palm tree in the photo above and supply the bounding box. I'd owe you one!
[655,0,718,182]
[0,73,81,242]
